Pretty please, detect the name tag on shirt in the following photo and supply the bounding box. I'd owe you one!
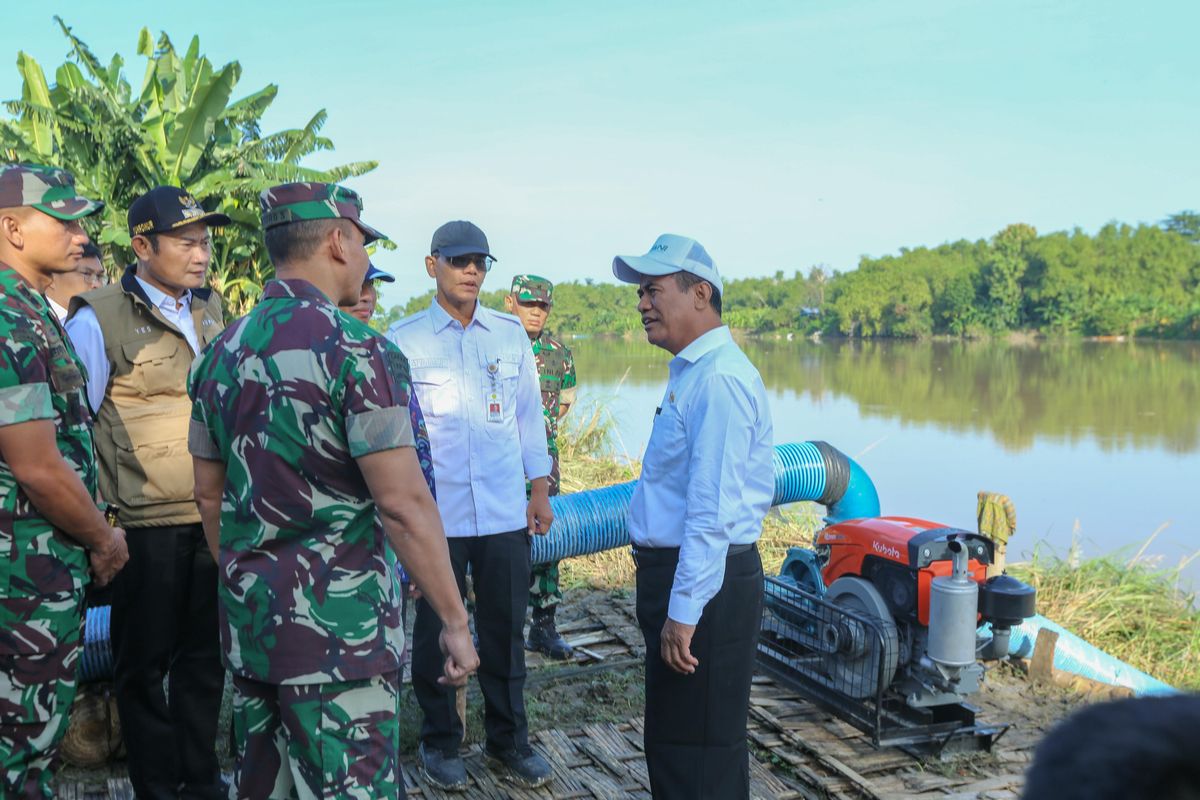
[486,358,503,422]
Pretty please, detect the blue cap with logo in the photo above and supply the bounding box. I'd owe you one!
[365,262,394,283]
[612,233,723,294]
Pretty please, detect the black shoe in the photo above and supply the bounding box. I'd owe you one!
[484,745,553,789]
[525,607,574,660]
[417,742,469,792]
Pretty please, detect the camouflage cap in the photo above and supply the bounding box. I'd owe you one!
[259,182,387,244]
[0,163,104,220]
[511,274,554,304]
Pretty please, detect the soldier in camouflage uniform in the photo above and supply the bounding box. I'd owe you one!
[187,182,477,799]
[504,275,578,659]
[0,164,129,798]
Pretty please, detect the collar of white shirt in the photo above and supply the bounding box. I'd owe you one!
[47,296,68,322]
[135,274,192,315]
[428,296,494,332]
[672,325,733,367]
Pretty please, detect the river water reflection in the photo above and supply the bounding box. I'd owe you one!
[568,336,1200,588]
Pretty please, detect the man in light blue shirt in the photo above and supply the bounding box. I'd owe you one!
[614,233,774,800]
[388,220,555,791]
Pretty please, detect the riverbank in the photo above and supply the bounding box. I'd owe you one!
[556,411,1200,691]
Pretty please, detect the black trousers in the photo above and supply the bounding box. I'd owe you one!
[635,544,764,800]
[110,524,225,800]
[412,529,531,754]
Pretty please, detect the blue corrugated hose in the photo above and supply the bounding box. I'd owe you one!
[533,441,878,563]
[79,604,112,683]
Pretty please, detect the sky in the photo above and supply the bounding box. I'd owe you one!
[3,0,1198,309]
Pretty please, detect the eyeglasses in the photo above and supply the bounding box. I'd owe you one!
[437,253,494,272]
[77,268,107,286]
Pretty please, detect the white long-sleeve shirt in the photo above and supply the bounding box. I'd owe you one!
[388,298,551,537]
[65,274,199,413]
[628,325,774,625]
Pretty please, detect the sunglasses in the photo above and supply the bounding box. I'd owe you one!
[438,253,494,272]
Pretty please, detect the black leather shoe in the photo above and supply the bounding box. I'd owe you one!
[525,607,574,660]
[484,745,553,789]
[417,742,469,792]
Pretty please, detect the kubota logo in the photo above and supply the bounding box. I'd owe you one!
[872,540,902,559]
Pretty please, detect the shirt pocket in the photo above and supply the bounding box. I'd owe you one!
[122,337,185,397]
[110,401,194,507]
[410,360,456,418]
[643,393,687,475]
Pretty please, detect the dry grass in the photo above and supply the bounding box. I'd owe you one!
[1007,537,1199,690]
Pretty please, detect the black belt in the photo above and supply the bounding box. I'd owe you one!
[631,542,756,557]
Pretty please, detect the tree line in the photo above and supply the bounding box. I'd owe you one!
[824,217,1200,339]
[385,215,1200,340]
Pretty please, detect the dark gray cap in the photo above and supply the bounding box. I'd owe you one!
[431,220,495,260]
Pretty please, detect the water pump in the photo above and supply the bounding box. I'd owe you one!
[759,516,1037,754]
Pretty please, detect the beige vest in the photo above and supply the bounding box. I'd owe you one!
[70,269,225,528]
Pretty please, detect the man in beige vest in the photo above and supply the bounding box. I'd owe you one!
[65,186,228,800]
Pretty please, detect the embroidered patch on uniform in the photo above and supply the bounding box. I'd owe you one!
[49,360,85,394]
[381,348,411,404]
[11,324,40,347]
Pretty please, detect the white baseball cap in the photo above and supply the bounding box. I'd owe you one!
[612,233,723,295]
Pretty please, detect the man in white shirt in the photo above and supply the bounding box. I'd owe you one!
[64,186,229,800]
[613,233,774,800]
[388,220,555,791]
[44,241,105,321]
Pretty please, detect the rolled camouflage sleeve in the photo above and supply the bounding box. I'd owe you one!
[0,317,54,427]
[561,345,578,408]
[188,416,221,460]
[187,360,222,460]
[343,338,415,458]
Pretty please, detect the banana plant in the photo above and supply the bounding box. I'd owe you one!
[0,17,379,315]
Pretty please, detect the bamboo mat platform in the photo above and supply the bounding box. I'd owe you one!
[58,590,1074,799]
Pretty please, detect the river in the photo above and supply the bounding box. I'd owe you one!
[565,336,1200,589]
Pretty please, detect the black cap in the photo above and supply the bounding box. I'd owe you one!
[430,220,495,260]
[128,186,232,238]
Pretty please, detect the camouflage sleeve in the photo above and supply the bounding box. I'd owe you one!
[186,356,221,459]
[0,314,54,427]
[408,389,437,498]
[343,337,415,458]
[560,342,578,407]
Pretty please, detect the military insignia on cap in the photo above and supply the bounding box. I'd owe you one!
[179,193,203,219]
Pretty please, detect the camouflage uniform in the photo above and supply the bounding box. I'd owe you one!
[528,338,575,606]
[511,276,577,639]
[188,183,407,799]
[0,164,103,798]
